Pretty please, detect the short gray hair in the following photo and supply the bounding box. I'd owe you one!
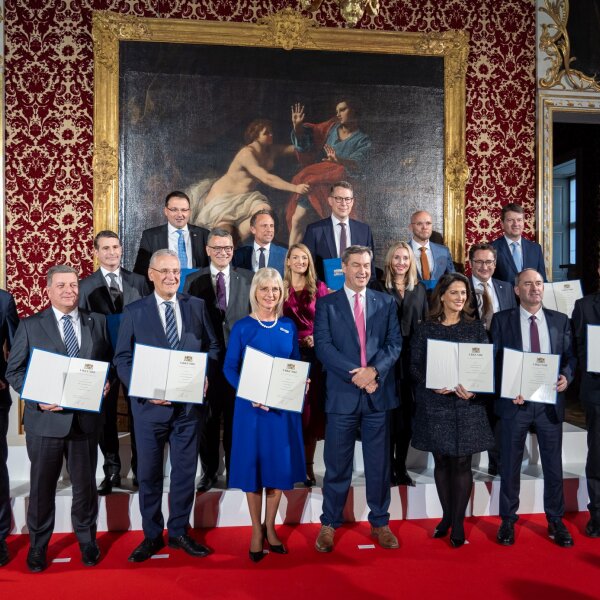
[249,268,284,317]
[514,268,543,286]
[149,249,179,269]
[207,228,233,245]
[341,245,373,265]
[47,264,78,286]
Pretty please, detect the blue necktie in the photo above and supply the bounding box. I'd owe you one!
[511,242,523,272]
[62,315,80,358]
[164,301,179,349]
[176,229,188,269]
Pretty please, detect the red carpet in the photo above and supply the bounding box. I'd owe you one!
[1,513,599,599]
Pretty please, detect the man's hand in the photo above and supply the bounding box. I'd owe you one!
[364,381,378,394]
[150,399,172,406]
[39,403,63,412]
[512,394,525,405]
[556,374,568,393]
[103,381,110,397]
[350,366,377,389]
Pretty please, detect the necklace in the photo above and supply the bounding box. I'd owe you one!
[254,313,278,329]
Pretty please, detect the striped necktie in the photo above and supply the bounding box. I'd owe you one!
[164,301,179,349]
[62,315,80,358]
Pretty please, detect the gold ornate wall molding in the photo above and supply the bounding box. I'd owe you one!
[93,9,469,263]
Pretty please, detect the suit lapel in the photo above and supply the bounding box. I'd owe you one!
[509,309,523,351]
[365,290,378,340]
[324,221,337,258]
[189,229,199,267]
[593,295,600,323]
[40,309,68,354]
[79,312,93,358]
[336,290,360,349]
[227,271,241,317]
[177,294,190,349]
[145,295,170,347]
[121,270,138,306]
[544,308,559,354]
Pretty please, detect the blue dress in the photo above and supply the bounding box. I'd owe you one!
[224,316,306,491]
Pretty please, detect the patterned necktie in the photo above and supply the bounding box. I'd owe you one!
[420,246,431,280]
[216,271,227,311]
[480,281,493,330]
[164,301,179,349]
[258,247,266,270]
[353,293,367,368]
[339,222,348,257]
[529,315,541,353]
[107,272,123,311]
[176,229,188,269]
[511,241,523,272]
[62,314,80,358]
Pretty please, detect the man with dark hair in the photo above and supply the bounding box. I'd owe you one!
[6,265,112,572]
[302,181,375,282]
[133,191,209,279]
[79,230,149,494]
[232,209,287,276]
[491,203,547,283]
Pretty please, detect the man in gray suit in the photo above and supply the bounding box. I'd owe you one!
[79,230,149,494]
[6,265,112,572]
[185,228,253,490]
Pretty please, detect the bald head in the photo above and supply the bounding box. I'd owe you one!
[409,210,433,244]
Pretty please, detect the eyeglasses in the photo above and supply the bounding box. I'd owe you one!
[150,268,181,276]
[208,245,234,254]
[330,196,354,204]
[166,207,190,214]
[472,260,496,267]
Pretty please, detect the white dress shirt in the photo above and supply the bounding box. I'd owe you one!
[154,292,183,339]
[100,266,122,291]
[210,263,230,305]
[52,306,82,346]
[519,305,550,353]
[472,275,500,314]
[252,241,271,272]
[344,285,367,321]
[332,215,351,258]
[168,224,192,268]
[410,239,434,277]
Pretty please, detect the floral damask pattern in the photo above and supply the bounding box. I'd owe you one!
[4,0,535,314]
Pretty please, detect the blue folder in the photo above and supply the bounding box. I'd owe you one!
[179,268,199,292]
[323,258,345,290]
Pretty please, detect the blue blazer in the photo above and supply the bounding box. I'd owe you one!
[113,293,220,422]
[489,307,575,421]
[411,240,455,281]
[491,236,547,283]
[232,243,287,277]
[314,288,402,414]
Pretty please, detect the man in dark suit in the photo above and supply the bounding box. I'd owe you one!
[0,289,18,567]
[302,181,375,282]
[232,209,287,276]
[408,210,455,283]
[133,190,209,279]
[314,245,401,552]
[572,277,600,537]
[490,268,576,548]
[114,249,220,562]
[491,202,547,283]
[79,230,149,494]
[6,265,112,572]
[184,228,253,491]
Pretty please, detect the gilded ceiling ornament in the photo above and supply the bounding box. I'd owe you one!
[299,0,380,27]
[258,8,317,50]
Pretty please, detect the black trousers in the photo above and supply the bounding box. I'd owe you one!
[389,378,413,476]
[0,407,10,541]
[585,402,600,521]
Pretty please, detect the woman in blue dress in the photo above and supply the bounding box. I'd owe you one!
[224,267,307,562]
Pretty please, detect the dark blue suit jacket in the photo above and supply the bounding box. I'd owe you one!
[489,307,575,420]
[0,290,18,408]
[314,288,401,414]
[113,293,220,422]
[303,217,375,281]
[232,243,287,277]
[491,236,547,283]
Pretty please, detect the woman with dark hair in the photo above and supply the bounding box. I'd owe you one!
[190,119,309,242]
[286,99,372,244]
[410,272,493,547]
[370,241,428,486]
[282,243,328,486]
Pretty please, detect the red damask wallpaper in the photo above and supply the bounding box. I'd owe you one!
[4,0,536,314]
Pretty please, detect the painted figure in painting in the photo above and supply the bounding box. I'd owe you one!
[287,99,372,245]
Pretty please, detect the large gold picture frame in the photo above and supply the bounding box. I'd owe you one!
[92,9,468,264]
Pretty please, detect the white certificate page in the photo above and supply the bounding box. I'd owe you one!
[60,358,109,412]
[457,343,494,393]
[164,350,207,404]
[22,348,71,406]
[266,357,310,413]
[500,348,524,400]
[128,344,171,401]
[520,352,560,404]
[587,325,600,373]
[426,339,458,390]
[237,346,272,405]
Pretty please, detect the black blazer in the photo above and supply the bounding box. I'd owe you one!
[6,308,112,437]
[572,292,600,404]
[133,223,209,277]
[0,290,19,408]
[78,268,149,314]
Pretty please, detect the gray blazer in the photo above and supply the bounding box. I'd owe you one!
[78,268,149,314]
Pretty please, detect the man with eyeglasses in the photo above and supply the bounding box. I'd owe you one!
[114,249,220,562]
[302,181,375,282]
[133,191,209,281]
[184,229,253,491]
[408,210,455,284]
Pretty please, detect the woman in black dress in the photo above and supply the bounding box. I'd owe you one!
[410,273,493,547]
[370,241,427,486]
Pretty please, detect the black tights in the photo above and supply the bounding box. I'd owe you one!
[433,453,473,540]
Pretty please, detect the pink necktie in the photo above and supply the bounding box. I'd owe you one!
[354,293,367,367]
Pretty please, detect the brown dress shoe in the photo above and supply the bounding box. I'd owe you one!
[315,525,335,553]
[371,525,399,549]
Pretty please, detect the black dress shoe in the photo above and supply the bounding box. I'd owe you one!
[497,519,515,546]
[0,540,9,567]
[97,474,121,496]
[433,521,450,538]
[196,474,218,492]
[267,541,288,554]
[128,536,165,562]
[585,518,600,538]
[168,534,211,557]
[548,520,574,547]
[27,546,47,573]
[396,471,415,487]
[80,541,101,566]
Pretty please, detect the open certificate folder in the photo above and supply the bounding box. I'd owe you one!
[236,346,310,413]
[500,348,560,404]
[21,348,109,412]
[542,280,583,318]
[128,344,207,404]
[425,339,494,393]
[587,325,600,373]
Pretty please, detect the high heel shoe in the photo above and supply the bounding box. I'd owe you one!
[449,537,465,548]
[249,530,266,563]
[433,521,450,538]
[304,463,316,487]
[263,525,288,554]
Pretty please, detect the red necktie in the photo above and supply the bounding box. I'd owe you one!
[354,293,367,367]
[529,315,541,353]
